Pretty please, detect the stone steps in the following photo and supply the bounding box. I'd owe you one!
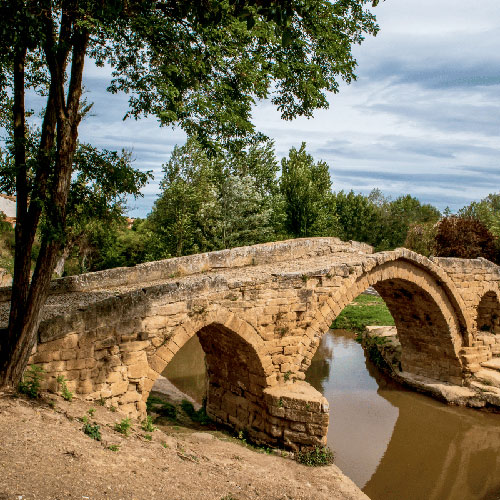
[473,368,500,389]
[481,357,500,371]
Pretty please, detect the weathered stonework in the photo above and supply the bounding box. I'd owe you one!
[0,237,497,450]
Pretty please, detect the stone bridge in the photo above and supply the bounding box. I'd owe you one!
[3,238,499,450]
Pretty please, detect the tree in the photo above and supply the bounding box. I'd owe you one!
[279,143,337,238]
[434,217,497,262]
[374,194,440,250]
[459,193,500,239]
[333,190,379,244]
[0,0,379,387]
[148,136,277,255]
[404,222,438,257]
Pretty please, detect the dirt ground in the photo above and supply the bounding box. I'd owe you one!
[0,391,368,500]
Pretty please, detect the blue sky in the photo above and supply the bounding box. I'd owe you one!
[75,0,500,217]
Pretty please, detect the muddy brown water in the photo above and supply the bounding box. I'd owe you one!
[163,331,500,500]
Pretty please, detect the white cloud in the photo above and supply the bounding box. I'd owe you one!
[76,1,500,216]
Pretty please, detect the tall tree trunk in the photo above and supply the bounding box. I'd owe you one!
[0,23,88,388]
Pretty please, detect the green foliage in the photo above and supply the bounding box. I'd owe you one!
[18,365,44,398]
[147,137,278,258]
[181,399,212,425]
[404,222,438,257]
[143,433,152,441]
[295,446,335,467]
[279,143,338,238]
[141,415,156,432]
[88,408,96,417]
[114,418,132,436]
[331,294,395,332]
[56,375,73,402]
[82,417,102,441]
[333,190,379,244]
[107,444,120,452]
[434,217,497,262]
[459,193,500,238]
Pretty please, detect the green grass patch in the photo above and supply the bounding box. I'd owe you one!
[331,294,394,332]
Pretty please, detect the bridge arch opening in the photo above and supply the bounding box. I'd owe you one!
[476,291,500,335]
[151,320,271,439]
[372,277,463,382]
[304,259,467,384]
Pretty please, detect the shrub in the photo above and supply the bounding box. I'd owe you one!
[141,415,156,432]
[295,446,334,466]
[434,217,497,261]
[56,375,73,401]
[82,417,102,441]
[18,365,44,398]
[114,417,132,436]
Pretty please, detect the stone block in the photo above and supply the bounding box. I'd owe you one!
[110,379,129,396]
[119,340,150,353]
[127,361,150,380]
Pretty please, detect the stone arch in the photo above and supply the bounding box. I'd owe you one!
[475,290,500,335]
[147,308,275,434]
[300,252,470,384]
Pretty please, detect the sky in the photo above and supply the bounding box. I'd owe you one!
[75,0,500,218]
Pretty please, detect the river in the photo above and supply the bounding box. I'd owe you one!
[164,331,500,500]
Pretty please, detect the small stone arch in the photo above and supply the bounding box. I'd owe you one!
[146,308,275,434]
[475,290,500,335]
[300,253,470,384]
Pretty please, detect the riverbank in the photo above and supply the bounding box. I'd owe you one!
[360,326,500,410]
[0,390,368,500]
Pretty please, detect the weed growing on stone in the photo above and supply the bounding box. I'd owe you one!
[82,416,101,441]
[141,415,156,432]
[88,408,96,417]
[143,433,152,441]
[114,417,132,436]
[107,444,119,451]
[18,365,44,398]
[96,397,106,406]
[283,371,292,382]
[295,446,334,467]
[56,375,73,402]
[109,405,117,412]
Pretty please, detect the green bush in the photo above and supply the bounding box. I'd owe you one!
[141,415,156,432]
[18,365,44,398]
[82,417,102,441]
[295,446,334,467]
[114,417,132,436]
[56,375,73,401]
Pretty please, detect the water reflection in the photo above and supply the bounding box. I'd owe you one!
[306,330,500,500]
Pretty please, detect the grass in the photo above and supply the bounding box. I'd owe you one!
[331,294,394,333]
